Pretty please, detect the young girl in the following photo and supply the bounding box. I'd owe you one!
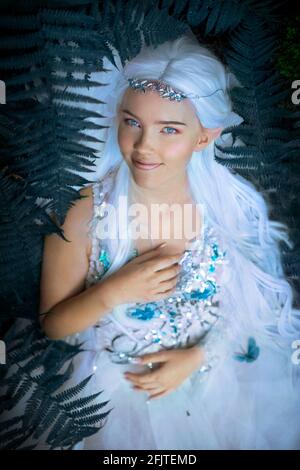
[39,32,300,450]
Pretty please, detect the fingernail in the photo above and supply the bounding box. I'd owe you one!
[131,357,142,364]
[159,242,167,248]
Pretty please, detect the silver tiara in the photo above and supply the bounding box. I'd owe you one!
[126,77,224,102]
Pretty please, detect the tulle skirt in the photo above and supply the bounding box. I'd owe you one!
[67,324,300,450]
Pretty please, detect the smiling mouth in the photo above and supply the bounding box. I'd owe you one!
[132,159,162,170]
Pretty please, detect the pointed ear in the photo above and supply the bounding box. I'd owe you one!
[194,127,223,151]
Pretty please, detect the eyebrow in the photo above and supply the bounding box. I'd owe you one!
[121,109,187,126]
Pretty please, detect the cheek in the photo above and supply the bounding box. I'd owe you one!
[164,140,194,163]
[118,127,132,150]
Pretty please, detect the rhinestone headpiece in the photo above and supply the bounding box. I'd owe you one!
[126,77,224,102]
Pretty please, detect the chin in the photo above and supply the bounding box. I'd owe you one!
[131,172,158,189]
[129,170,160,189]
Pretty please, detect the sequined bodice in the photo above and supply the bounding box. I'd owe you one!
[85,169,230,364]
[117,223,225,324]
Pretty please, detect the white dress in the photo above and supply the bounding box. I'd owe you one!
[66,168,300,450]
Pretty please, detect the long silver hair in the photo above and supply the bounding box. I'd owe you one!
[83,31,300,347]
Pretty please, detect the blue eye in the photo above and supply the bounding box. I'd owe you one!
[124,119,178,135]
[164,127,177,135]
[125,118,139,127]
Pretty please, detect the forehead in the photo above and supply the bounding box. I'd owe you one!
[119,87,198,124]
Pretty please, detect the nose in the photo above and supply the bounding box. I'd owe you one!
[133,129,155,154]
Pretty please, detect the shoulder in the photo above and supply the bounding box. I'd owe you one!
[70,184,94,231]
[49,184,94,260]
[53,167,119,257]
[77,185,94,259]
[78,184,93,206]
[76,170,117,258]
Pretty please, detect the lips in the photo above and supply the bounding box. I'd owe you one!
[132,159,162,171]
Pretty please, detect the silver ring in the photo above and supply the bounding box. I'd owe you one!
[147,362,153,369]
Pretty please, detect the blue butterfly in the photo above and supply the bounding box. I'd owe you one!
[233,337,260,363]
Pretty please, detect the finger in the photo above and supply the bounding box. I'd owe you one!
[138,351,170,364]
[157,274,179,292]
[148,389,171,400]
[127,376,155,387]
[134,243,167,263]
[132,383,163,392]
[157,275,178,292]
[156,281,177,294]
[151,253,183,272]
[156,263,181,283]
[124,372,157,385]
[153,288,177,300]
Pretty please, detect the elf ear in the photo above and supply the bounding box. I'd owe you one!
[194,126,223,151]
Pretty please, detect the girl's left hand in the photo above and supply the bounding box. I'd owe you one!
[124,347,204,400]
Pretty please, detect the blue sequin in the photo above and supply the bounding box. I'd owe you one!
[127,303,161,321]
[98,249,110,273]
[129,248,139,261]
[185,281,217,301]
[97,247,138,278]
[210,243,219,261]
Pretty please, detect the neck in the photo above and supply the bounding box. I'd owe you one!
[129,173,192,206]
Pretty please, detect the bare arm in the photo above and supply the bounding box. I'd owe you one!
[39,185,114,340]
[39,186,184,341]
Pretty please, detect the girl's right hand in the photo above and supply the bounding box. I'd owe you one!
[101,244,183,308]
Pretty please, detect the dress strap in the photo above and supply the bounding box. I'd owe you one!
[85,168,117,288]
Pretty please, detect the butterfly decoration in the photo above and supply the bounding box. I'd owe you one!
[233,337,260,363]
